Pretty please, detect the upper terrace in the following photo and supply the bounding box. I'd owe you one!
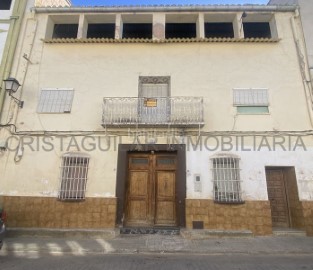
[35,4,296,42]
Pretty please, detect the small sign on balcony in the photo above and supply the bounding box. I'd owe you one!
[144,98,157,107]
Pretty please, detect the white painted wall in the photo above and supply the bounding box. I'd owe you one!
[186,145,313,201]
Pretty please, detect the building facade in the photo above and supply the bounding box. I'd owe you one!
[0,0,312,236]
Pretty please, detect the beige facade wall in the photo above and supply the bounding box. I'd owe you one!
[1,10,311,194]
[7,12,311,132]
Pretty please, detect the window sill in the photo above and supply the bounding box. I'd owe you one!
[58,198,85,202]
[37,112,71,114]
[214,200,245,205]
[236,113,270,115]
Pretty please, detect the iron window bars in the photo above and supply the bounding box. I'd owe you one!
[58,153,90,201]
[211,156,243,203]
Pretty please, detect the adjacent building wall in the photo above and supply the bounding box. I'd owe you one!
[35,0,71,7]
[0,0,27,117]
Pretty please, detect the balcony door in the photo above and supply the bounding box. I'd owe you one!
[138,76,170,124]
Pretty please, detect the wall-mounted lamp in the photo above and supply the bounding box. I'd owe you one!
[3,78,24,108]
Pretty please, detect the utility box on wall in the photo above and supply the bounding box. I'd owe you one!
[194,174,202,192]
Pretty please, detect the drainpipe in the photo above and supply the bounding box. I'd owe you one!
[290,8,313,128]
[0,0,28,118]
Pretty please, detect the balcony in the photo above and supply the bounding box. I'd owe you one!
[102,97,204,127]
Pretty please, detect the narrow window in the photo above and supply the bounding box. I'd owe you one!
[165,23,196,39]
[233,88,269,114]
[37,89,74,113]
[205,23,234,38]
[87,24,115,38]
[58,153,90,201]
[122,23,152,39]
[0,0,12,10]
[52,24,78,39]
[243,22,271,38]
[212,156,243,203]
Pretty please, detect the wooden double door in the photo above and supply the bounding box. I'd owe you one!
[125,152,177,227]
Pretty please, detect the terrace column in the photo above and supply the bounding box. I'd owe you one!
[153,13,165,40]
[197,13,205,39]
[115,14,123,39]
[78,14,87,39]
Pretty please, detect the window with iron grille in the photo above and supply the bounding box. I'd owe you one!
[211,156,243,203]
[58,153,90,201]
[37,88,74,113]
[233,88,269,114]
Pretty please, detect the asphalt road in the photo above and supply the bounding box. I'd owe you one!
[1,253,313,270]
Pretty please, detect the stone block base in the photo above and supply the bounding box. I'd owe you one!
[186,199,272,236]
[3,196,117,229]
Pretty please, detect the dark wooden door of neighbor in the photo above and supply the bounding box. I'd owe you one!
[266,169,290,228]
[125,152,177,227]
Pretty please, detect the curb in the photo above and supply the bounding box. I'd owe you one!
[3,244,313,255]
[6,228,118,239]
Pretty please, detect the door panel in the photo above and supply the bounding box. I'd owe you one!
[129,171,149,197]
[155,171,176,226]
[156,172,175,197]
[266,169,290,228]
[126,170,150,225]
[128,201,148,221]
[125,153,177,227]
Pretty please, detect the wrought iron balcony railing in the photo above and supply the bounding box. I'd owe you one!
[102,97,204,127]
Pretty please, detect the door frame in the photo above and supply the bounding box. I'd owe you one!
[265,167,290,228]
[116,144,186,227]
[265,166,301,228]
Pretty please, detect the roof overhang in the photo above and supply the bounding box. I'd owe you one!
[42,37,280,44]
[33,5,297,14]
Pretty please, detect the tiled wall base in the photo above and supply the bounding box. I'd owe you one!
[302,202,313,236]
[3,196,311,235]
[3,196,117,228]
[186,199,272,236]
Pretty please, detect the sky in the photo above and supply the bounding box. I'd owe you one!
[71,0,269,6]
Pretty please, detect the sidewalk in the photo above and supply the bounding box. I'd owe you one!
[1,229,313,255]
